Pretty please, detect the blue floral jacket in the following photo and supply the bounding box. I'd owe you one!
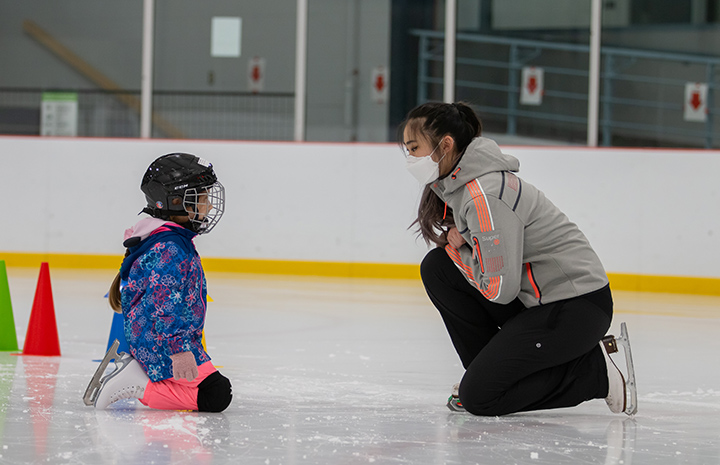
[119,223,210,382]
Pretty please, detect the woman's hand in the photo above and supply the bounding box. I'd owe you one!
[170,351,199,381]
[447,227,467,249]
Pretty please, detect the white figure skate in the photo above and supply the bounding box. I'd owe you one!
[83,340,150,408]
[84,339,123,406]
[600,322,638,415]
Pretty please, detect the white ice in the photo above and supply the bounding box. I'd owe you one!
[1,268,719,464]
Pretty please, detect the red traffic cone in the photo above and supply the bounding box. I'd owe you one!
[21,263,61,356]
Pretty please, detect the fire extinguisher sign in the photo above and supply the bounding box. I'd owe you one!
[248,56,265,94]
[684,82,708,122]
[520,67,544,106]
[371,66,388,104]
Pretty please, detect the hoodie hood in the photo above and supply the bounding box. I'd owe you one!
[119,219,198,280]
[434,137,520,196]
[123,217,172,243]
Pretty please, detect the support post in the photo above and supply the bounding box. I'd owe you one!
[587,0,602,147]
[141,0,155,139]
[443,0,457,103]
[294,0,308,141]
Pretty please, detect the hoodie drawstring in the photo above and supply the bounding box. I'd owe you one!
[443,202,448,220]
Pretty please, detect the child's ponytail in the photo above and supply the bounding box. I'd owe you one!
[108,249,131,313]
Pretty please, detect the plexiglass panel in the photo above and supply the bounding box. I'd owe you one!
[0,0,143,137]
[397,0,720,148]
[1,0,719,147]
[151,0,296,141]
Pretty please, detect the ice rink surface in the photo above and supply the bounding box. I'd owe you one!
[1,267,719,465]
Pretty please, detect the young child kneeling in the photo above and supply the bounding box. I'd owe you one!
[85,153,232,412]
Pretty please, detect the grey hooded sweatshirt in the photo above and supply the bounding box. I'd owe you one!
[430,137,608,308]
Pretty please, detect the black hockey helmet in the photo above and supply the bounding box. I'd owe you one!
[140,153,225,234]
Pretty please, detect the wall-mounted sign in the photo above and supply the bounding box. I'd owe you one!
[249,56,265,93]
[371,66,388,104]
[211,17,241,57]
[41,92,78,136]
[520,67,544,106]
[684,82,708,122]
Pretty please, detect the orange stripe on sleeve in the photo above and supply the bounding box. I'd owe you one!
[445,244,478,285]
[472,237,484,274]
[445,245,502,301]
[465,181,493,232]
[525,263,541,299]
[481,276,502,301]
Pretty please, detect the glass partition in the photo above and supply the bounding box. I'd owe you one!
[304,0,392,142]
[0,0,143,137]
[397,0,720,148]
[2,0,719,147]
[151,1,296,141]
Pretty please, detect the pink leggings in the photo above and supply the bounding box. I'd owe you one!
[139,361,217,411]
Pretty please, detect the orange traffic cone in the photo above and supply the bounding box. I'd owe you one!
[21,263,61,356]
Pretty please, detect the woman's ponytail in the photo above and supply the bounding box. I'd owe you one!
[455,102,482,140]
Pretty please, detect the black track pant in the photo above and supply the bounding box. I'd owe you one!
[421,247,613,416]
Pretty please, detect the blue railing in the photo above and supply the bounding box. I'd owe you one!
[411,29,720,148]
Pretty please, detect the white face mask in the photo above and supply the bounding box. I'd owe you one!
[405,143,444,185]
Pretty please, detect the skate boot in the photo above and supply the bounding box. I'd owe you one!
[600,322,638,415]
[84,340,150,409]
[446,383,466,412]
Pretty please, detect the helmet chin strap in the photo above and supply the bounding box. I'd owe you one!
[141,190,218,235]
[141,206,189,220]
[179,221,200,233]
[139,206,203,234]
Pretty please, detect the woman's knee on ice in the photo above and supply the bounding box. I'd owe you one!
[420,248,448,284]
[458,378,506,416]
[197,372,232,413]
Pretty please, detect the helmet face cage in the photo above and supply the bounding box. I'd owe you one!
[183,181,225,234]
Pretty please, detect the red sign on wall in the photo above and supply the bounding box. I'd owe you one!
[520,67,544,106]
[371,66,388,104]
[684,82,707,122]
[248,56,265,94]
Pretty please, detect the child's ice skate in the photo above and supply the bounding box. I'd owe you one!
[446,382,466,412]
[600,322,638,416]
[84,339,122,406]
[83,339,150,409]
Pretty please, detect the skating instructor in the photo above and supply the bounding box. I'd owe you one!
[400,101,635,416]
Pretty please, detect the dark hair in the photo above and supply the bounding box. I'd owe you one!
[398,101,483,247]
[108,248,131,313]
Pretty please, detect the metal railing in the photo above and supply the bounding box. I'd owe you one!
[412,29,720,148]
[0,88,295,141]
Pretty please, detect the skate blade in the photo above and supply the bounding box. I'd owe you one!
[83,340,123,406]
[616,322,638,416]
[603,323,638,416]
